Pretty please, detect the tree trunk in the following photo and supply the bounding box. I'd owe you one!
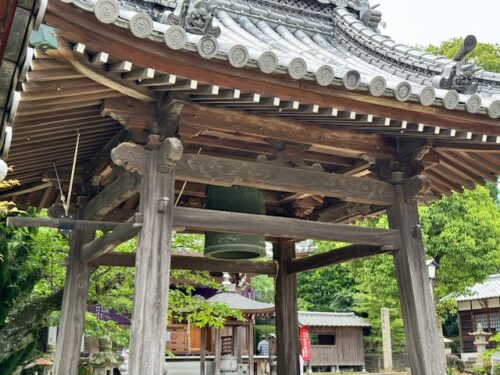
[0,290,63,363]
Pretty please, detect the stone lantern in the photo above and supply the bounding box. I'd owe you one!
[88,336,122,375]
[469,323,492,366]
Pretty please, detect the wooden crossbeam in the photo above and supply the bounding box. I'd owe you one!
[80,216,139,263]
[286,244,396,274]
[6,216,119,231]
[83,169,141,220]
[89,252,276,275]
[174,207,401,247]
[177,102,394,158]
[112,142,396,205]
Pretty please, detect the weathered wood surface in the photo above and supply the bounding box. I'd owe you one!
[178,102,394,158]
[403,174,432,202]
[41,31,155,102]
[214,328,221,375]
[286,244,396,274]
[84,168,141,220]
[53,224,94,375]
[200,327,206,375]
[274,240,300,375]
[46,2,500,135]
[127,140,180,375]
[233,326,243,365]
[308,327,365,367]
[248,318,255,374]
[112,142,395,205]
[387,183,446,374]
[6,216,120,231]
[89,252,277,275]
[80,216,139,263]
[174,207,401,247]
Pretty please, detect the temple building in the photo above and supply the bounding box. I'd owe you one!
[1,0,499,373]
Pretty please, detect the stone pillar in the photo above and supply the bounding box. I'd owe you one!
[273,239,300,375]
[386,173,446,374]
[381,307,393,371]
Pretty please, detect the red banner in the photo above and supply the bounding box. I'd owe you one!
[299,326,311,361]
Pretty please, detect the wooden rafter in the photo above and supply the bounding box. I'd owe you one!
[45,1,500,135]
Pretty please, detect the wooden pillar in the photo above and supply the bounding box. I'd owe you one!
[54,224,94,375]
[234,326,243,364]
[387,181,446,375]
[248,317,255,375]
[200,327,206,375]
[127,139,182,375]
[273,239,300,375]
[214,328,221,375]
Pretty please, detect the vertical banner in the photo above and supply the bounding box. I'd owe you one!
[299,325,311,361]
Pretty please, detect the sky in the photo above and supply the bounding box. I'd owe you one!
[375,0,500,47]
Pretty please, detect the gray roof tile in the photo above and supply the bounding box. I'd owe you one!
[456,274,500,302]
[298,311,370,327]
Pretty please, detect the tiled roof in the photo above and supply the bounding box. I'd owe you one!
[206,291,275,314]
[64,0,500,119]
[298,311,370,327]
[456,274,500,302]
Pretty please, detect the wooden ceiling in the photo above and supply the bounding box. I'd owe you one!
[2,35,499,223]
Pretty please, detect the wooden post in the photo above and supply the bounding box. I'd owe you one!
[387,177,446,374]
[214,328,221,375]
[248,317,255,375]
[200,327,206,375]
[54,222,94,375]
[234,326,243,364]
[127,138,183,375]
[273,239,300,375]
[381,307,393,371]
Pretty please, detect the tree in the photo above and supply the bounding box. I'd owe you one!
[348,186,500,353]
[425,38,500,73]
[0,225,240,374]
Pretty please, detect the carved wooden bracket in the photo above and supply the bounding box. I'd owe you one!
[111,138,184,175]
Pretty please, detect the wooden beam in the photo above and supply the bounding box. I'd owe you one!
[112,143,396,205]
[45,2,500,135]
[313,201,385,223]
[89,252,277,275]
[286,244,395,274]
[84,168,141,219]
[6,216,120,231]
[80,216,139,263]
[174,207,401,247]
[177,102,394,158]
[32,26,155,102]
[274,239,300,375]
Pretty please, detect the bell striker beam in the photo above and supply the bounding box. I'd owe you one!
[274,239,300,375]
[386,172,446,374]
[112,137,183,375]
[54,216,94,375]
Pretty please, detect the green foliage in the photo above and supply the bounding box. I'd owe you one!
[251,275,274,303]
[0,340,37,375]
[296,240,355,312]
[425,38,500,73]
[420,186,500,300]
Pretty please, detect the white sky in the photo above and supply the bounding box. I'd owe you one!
[375,0,500,46]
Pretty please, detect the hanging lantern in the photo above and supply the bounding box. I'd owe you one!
[205,185,266,260]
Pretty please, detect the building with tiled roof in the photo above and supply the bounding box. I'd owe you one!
[455,274,500,358]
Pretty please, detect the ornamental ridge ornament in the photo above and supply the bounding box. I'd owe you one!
[432,35,479,94]
[166,0,221,37]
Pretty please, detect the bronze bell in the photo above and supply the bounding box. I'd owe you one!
[205,185,266,260]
